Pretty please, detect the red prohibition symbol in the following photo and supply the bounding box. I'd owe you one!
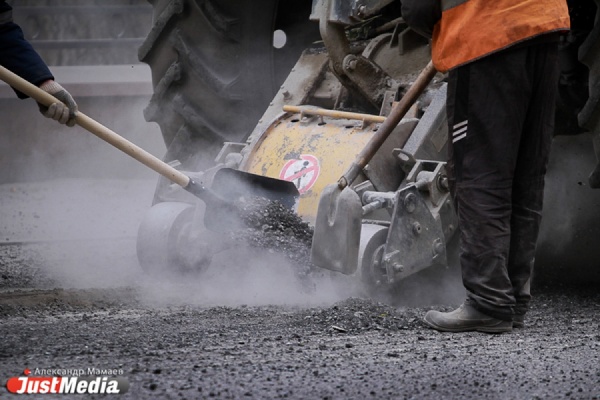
[279,154,320,194]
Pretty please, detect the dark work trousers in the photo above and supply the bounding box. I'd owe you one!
[445,40,560,321]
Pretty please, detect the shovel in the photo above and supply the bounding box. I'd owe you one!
[0,66,299,232]
[310,60,437,274]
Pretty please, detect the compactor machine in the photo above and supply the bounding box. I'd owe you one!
[136,0,600,292]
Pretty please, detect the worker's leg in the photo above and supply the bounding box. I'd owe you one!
[509,41,560,319]
[445,45,535,321]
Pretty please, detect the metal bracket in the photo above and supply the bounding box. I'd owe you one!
[341,54,396,107]
[312,0,396,109]
[405,160,449,207]
[393,148,418,174]
[381,185,447,283]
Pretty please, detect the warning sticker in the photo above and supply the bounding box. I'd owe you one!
[279,154,320,194]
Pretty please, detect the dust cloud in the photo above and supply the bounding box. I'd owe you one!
[137,249,347,308]
[536,133,600,284]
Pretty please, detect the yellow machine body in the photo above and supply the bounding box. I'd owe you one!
[241,113,379,223]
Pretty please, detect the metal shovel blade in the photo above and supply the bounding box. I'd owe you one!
[204,168,300,232]
[310,184,363,274]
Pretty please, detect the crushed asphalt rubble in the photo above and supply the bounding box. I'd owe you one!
[0,181,599,399]
[231,196,316,281]
[0,277,598,399]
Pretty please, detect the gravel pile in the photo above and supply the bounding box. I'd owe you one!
[232,197,315,278]
[292,297,427,333]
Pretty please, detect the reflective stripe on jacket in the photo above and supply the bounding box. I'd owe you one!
[432,0,570,72]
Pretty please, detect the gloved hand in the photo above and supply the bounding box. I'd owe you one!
[401,0,441,40]
[37,80,78,127]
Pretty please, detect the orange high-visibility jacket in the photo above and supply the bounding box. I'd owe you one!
[432,0,571,72]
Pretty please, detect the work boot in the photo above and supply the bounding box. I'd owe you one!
[423,303,512,333]
[513,314,525,328]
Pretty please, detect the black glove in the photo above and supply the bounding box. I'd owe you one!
[401,0,442,39]
[38,80,78,127]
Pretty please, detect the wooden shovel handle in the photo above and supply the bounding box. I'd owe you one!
[0,65,190,188]
[339,60,437,188]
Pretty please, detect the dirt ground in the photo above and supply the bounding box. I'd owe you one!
[0,136,599,399]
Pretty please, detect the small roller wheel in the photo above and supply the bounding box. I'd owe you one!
[357,223,390,293]
[136,201,213,275]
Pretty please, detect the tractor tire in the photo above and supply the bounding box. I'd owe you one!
[138,0,317,203]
